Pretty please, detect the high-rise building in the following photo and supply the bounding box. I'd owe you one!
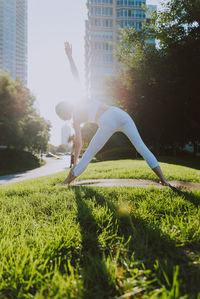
[85,0,156,100]
[0,0,28,85]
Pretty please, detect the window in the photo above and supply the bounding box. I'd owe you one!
[90,31,113,41]
[117,20,142,29]
[92,41,113,51]
[89,0,113,4]
[90,7,113,16]
[117,9,145,19]
[92,54,113,64]
[90,18,113,28]
[117,0,145,7]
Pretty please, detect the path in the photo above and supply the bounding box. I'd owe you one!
[71,179,200,191]
[0,156,70,185]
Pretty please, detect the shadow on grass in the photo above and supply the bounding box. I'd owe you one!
[94,155,200,171]
[73,187,117,299]
[74,186,200,298]
[178,190,200,208]
[168,186,200,208]
[158,155,200,171]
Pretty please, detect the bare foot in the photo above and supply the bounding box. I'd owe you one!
[159,180,170,186]
[159,180,178,192]
[54,170,77,186]
[63,170,76,185]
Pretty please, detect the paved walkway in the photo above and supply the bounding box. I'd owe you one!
[0,156,70,185]
[71,179,200,191]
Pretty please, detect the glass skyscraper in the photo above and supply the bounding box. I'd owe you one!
[85,0,156,100]
[0,0,27,85]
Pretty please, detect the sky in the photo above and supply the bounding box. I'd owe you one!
[28,0,163,146]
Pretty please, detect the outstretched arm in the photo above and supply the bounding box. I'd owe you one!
[64,41,80,81]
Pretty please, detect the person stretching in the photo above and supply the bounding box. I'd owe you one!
[55,41,170,186]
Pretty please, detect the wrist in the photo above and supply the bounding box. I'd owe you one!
[66,53,72,59]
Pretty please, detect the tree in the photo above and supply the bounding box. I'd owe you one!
[151,0,200,152]
[56,144,69,153]
[48,144,57,154]
[108,0,200,154]
[23,114,51,152]
[81,123,98,151]
[0,73,50,152]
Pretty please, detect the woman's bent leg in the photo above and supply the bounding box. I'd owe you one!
[73,128,114,177]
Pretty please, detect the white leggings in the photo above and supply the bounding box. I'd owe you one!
[73,107,158,177]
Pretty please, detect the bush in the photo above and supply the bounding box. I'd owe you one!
[0,149,41,175]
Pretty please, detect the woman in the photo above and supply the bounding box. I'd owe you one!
[56,41,170,186]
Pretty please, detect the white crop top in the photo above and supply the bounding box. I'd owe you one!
[87,100,100,123]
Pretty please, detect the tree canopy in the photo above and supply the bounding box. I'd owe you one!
[0,73,50,152]
[108,0,200,154]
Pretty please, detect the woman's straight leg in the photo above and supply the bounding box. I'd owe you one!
[73,127,114,177]
[121,120,158,169]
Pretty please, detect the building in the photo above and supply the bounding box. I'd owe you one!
[85,0,156,101]
[145,4,156,44]
[0,0,28,85]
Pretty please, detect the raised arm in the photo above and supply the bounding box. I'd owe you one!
[64,41,80,81]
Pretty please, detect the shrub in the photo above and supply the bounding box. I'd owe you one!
[0,149,41,175]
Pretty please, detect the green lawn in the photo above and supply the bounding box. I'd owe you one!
[0,159,200,298]
[66,157,200,183]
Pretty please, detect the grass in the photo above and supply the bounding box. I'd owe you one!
[73,158,200,183]
[0,158,200,298]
